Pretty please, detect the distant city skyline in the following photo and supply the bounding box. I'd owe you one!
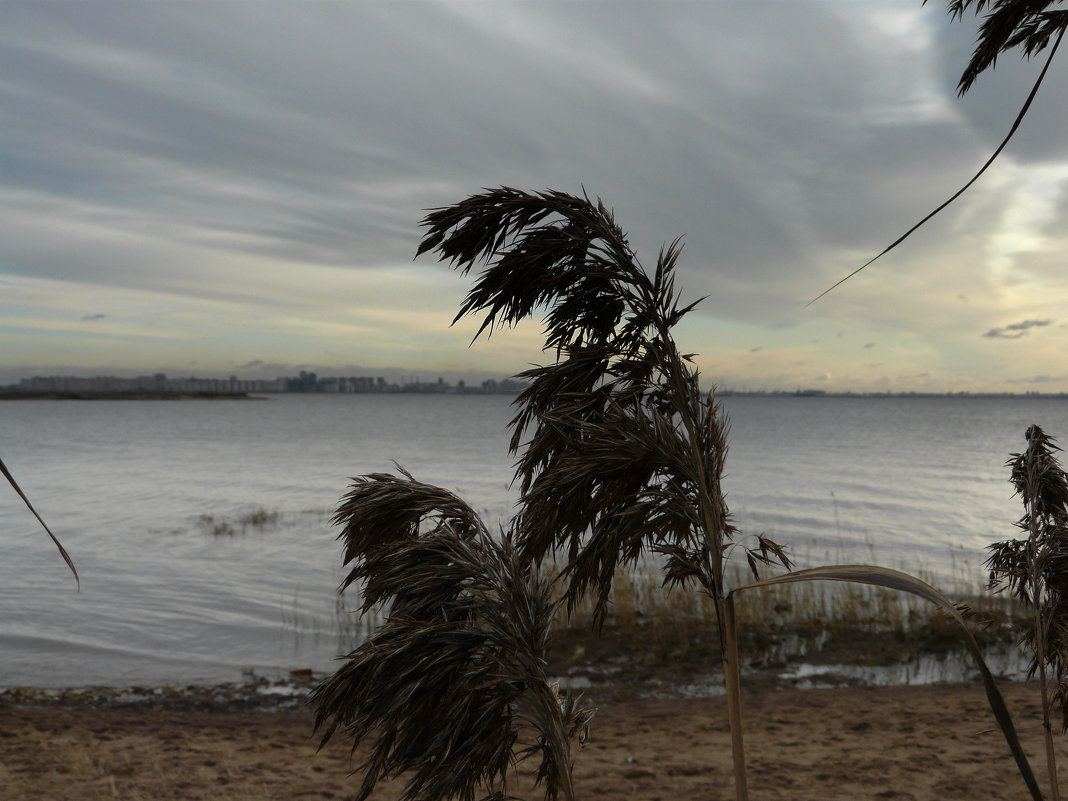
[4,3,1068,394]
[7,369,528,395]
[7,366,1068,398]
[0,362,520,390]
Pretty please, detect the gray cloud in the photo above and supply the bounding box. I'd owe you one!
[2,2,1067,392]
[81,313,106,321]
[1008,374,1068,384]
[982,319,1053,339]
[0,2,1001,320]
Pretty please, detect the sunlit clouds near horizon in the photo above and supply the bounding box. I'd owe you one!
[3,1,1068,392]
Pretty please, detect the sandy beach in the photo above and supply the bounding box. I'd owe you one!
[1,677,1061,801]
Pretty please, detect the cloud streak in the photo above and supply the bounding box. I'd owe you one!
[2,1,1067,391]
[982,319,1052,339]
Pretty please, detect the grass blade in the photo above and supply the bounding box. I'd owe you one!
[730,565,1042,801]
[1,452,78,588]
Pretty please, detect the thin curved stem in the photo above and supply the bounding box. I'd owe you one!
[806,24,1066,307]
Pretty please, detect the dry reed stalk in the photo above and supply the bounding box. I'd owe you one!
[989,424,1068,800]
[312,470,592,801]
[730,564,1042,799]
[419,187,793,800]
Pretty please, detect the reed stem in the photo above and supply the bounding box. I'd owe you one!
[1034,577,1060,801]
[1041,667,1060,801]
[723,594,749,801]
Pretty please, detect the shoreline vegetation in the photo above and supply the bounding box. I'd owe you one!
[321,562,1033,691]
[540,566,1030,688]
[295,187,1056,800]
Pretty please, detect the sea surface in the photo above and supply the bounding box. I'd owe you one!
[2,393,1066,688]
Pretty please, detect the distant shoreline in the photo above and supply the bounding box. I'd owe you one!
[0,391,262,401]
[720,390,1068,399]
[3,389,1065,400]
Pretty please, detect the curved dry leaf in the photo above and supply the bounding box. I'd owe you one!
[730,565,1041,801]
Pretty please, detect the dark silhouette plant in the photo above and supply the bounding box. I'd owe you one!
[415,186,1041,800]
[312,469,593,801]
[314,187,1044,801]
[418,186,790,797]
[989,424,1068,800]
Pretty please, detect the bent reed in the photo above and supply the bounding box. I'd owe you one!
[314,188,1057,801]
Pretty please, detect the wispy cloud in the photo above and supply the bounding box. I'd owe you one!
[2,3,1068,391]
[982,319,1053,339]
[1008,373,1068,384]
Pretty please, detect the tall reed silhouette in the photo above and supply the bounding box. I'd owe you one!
[415,186,1040,800]
[315,187,1042,800]
[418,187,793,796]
[990,424,1068,800]
[312,470,592,801]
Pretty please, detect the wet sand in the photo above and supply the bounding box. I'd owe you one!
[0,679,1060,800]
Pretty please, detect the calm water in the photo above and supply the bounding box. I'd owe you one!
[2,393,1066,688]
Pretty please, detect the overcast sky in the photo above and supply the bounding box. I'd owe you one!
[3,1,1067,391]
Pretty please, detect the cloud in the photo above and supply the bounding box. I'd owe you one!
[2,3,1068,392]
[0,2,986,321]
[749,346,763,352]
[1007,374,1068,384]
[81,313,106,321]
[863,342,875,349]
[982,319,1053,339]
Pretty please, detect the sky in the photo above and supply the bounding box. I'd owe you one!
[2,1,1067,392]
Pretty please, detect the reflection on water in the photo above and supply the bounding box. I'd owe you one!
[778,645,1030,690]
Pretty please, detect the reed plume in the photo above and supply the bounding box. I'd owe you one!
[420,186,1042,801]
[312,469,592,801]
[989,424,1068,799]
[419,187,790,799]
[944,0,1068,95]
